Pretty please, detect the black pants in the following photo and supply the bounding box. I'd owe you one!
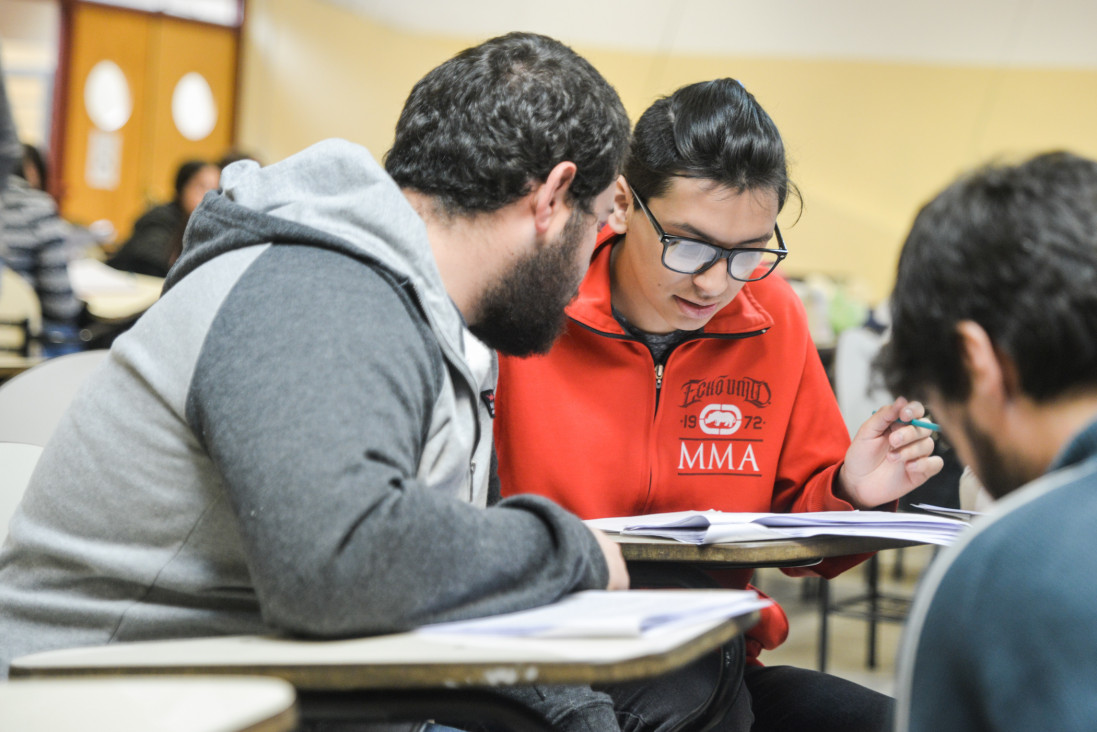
[600,638,893,732]
[742,664,893,732]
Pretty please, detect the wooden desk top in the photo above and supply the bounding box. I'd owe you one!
[68,258,164,322]
[11,613,756,691]
[614,534,920,568]
[0,676,297,732]
[82,273,163,322]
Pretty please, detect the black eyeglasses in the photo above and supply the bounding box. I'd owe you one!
[630,185,788,282]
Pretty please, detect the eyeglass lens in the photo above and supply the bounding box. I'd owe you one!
[663,241,781,281]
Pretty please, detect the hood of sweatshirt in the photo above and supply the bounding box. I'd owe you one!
[166,138,467,359]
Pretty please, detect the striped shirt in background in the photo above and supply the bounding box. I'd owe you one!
[0,174,84,326]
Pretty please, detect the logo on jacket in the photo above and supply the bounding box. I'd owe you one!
[678,439,760,475]
[680,376,772,409]
[480,390,495,418]
[699,403,742,435]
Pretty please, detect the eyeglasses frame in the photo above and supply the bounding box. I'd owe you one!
[629,184,788,282]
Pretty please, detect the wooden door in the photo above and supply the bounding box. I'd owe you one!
[58,2,237,244]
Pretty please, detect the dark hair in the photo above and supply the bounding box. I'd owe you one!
[16,143,47,189]
[879,151,1097,403]
[218,149,260,169]
[625,78,798,213]
[384,32,630,216]
[173,159,214,204]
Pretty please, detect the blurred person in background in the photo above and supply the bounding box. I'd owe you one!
[0,51,84,354]
[107,159,220,278]
[16,143,47,192]
[218,148,262,170]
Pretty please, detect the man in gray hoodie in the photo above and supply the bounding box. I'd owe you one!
[0,32,630,728]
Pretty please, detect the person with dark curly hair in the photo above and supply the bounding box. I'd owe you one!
[880,151,1097,732]
[0,32,634,730]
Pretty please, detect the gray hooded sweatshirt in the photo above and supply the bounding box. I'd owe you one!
[0,139,611,678]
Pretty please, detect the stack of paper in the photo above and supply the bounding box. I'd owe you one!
[415,589,771,638]
[586,510,968,546]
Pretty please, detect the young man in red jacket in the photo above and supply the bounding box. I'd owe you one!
[495,78,941,731]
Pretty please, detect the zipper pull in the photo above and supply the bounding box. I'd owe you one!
[655,363,664,391]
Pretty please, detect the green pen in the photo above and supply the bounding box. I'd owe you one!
[873,409,940,432]
[903,417,940,432]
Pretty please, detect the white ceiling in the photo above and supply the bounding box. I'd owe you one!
[325,0,1097,69]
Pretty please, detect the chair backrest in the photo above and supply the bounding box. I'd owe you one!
[0,349,109,446]
[0,441,43,543]
[0,266,42,356]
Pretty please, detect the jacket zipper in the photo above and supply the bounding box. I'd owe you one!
[569,316,769,515]
[570,315,769,416]
[569,317,769,344]
[648,358,662,512]
[402,280,484,500]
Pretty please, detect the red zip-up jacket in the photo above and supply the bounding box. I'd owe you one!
[495,229,869,661]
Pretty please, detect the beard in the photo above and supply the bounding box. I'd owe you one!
[961,412,1039,499]
[469,209,588,357]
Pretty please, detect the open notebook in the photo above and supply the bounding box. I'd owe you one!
[586,509,968,546]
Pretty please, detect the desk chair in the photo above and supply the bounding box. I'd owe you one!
[0,349,108,445]
[0,267,42,357]
[11,608,758,732]
[0,676,298,732]
[0,441,43,543]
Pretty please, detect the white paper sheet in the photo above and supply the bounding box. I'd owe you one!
[415,589,771,639]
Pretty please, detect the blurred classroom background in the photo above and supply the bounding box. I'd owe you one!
[2,0,1082,679]
[5,0,1097,334]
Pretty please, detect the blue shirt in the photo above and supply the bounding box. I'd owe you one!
[896,417,1097,731]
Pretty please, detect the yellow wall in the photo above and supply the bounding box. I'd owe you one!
[237,0,466,172]
[237,0,1097,302]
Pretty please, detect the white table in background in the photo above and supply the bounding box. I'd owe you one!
[68,258,164,322]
